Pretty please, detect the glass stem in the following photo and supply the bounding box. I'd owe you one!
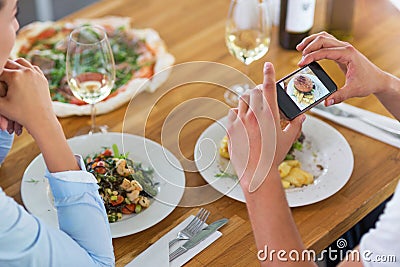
[244,63,251,80]
[90,104,96,133]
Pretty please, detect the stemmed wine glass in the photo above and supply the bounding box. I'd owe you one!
[225,0,272,106]
[66,25,116,135]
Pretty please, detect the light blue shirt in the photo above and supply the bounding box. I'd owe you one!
[0,131,115,267]
[0,130,13,164]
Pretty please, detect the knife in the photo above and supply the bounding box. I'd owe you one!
[169,218,228,262]
[313,104,400,136]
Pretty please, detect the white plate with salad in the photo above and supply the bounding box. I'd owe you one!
[21,132,185,238]
[194,115,354,207]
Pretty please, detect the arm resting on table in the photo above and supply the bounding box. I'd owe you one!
[0,155,114,267]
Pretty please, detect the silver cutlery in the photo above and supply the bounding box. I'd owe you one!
[313,104,400,137]
[169,218,229,262]
[169,208,210,248]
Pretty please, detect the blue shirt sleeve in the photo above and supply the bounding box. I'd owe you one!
[0,155,115,267]
[0,130,13,164]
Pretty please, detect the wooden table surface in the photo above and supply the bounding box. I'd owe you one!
[2,0,400,266]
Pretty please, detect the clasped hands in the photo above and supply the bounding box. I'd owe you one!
[0,80,23,135]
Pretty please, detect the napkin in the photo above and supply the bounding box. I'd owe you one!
[310,103,400,148]
[126,215,222,267]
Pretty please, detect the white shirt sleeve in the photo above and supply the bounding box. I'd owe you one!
[359,181,400,266]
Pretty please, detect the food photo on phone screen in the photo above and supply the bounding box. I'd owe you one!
[280,66,330,111]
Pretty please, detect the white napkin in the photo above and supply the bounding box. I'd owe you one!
[125,215,222,267]
[310,103,400,148]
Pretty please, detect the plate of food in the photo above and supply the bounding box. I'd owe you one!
[194,115,354,207]
[11,16,174,117]
[21,132,185,238]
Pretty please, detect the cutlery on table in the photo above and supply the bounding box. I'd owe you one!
[169,218,229,262]
[169,208,210,248]
[313,104,400,137]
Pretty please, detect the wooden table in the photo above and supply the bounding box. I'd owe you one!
[2,0,400,266]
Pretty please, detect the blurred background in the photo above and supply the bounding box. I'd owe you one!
[17,0,98,26]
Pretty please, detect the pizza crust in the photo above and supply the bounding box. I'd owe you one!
[12,17,175,117]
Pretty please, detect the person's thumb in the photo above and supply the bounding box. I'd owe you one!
[0,116,8,131]
[325,85,351,106]
[0,95,8,112]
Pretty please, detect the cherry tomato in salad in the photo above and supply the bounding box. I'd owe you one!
[110,195,124,206]
[102,149,113,157]
[121,203,136,214]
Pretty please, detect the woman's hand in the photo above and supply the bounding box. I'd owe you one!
[4,119,23,135]
[297,31,392,106]
[0,58,56,136]
[227,63,305,193]
[0,81,23,135]
[0,58,79,172]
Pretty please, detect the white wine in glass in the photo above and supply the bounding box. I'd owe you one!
[225,0,271,106]
[66,25,116,135]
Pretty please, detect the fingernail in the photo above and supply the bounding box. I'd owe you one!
[300,115,306,123]
[16,129,22,136]
[326,99,334,106]
[263,62,270,72]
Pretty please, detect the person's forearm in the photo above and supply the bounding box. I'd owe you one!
[242,169,316,267]
[29,115,79,173]
[374,72,400,121]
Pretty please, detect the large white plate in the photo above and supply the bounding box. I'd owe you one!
[21,133,185,238]
[194,115,354,207]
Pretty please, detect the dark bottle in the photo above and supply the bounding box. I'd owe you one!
[325,0,355,41]
[279,0,316,50]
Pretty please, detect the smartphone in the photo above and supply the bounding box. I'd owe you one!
[276,62,337,120]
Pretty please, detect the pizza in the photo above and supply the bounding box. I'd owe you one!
[11,16,174,117]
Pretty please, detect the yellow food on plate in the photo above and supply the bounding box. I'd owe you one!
[218,135,314,188]
[279,160,314,188]
[219,135,230,159]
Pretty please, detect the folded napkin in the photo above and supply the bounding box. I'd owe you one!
[310,103,400,148]
[126,215,222,267]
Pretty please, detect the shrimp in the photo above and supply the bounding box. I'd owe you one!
[126,190,140,202]
[136,196,150,208]
[115,159,135,177]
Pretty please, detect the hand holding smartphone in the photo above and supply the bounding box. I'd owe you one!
[276,62,337,120]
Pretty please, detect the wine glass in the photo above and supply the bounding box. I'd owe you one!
[66,25,116,135]
[225,0,272,106]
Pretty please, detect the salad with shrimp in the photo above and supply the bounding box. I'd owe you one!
[85,144,158,223]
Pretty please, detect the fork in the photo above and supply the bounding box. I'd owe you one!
[169,208,210,248]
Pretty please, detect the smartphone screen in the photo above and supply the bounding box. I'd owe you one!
[277,62,337,120]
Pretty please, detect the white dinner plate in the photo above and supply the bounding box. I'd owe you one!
[194,115,354,207]
[21,133,185,238]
